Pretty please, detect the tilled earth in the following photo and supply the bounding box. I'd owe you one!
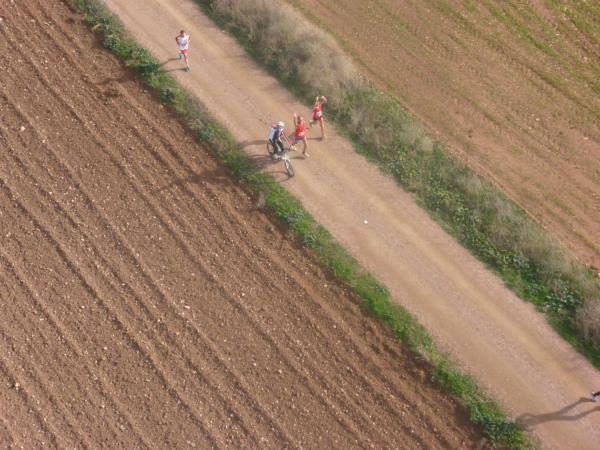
[0,1,482,448]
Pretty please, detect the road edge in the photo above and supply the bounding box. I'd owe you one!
[65,0,534,447]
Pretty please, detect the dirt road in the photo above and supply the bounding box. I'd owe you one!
[99,0,600,448]
[0,0,483,448]
[289,0,600,269]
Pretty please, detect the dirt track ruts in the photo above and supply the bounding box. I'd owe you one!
[0,0,483,448]
[99,0,600,448]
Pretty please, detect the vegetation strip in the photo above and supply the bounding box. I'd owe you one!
[67,0,533,447]
[195,0,600,365]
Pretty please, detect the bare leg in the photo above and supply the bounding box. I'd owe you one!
[319,118,326,139]
[302,138,308,157]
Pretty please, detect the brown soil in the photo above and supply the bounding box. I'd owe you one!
[98,0,600,448]
[0,0,483,448]
[290,0,600,269]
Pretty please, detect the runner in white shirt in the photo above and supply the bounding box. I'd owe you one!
[175,30,191,71]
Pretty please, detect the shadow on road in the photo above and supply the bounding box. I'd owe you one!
[160,67,189,73]
[247,153,278,170]
[159,57,180,67]
[156,58,188,73]
[516,398,600,430]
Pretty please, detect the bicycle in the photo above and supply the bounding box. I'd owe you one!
[266,133,295,177]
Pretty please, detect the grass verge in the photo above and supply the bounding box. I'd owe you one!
[67,0,533,447]
[195,0,600,366]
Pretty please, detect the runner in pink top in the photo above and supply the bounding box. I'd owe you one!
[309,95,327,139]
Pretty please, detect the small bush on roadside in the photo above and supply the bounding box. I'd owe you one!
[212,0,356,97]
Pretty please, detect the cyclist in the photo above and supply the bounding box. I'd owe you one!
[291,113,308,157]
[309,95,327,139]
[268,121,286,157]
[175,29,191,71]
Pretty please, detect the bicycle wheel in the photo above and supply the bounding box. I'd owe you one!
[283,156,294,177]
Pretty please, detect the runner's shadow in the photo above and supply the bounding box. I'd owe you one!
[160,67,189,73]
[515,398,600,430]
[157,58,185,73]
[159,58,180,67]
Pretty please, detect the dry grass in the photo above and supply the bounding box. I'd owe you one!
[213,0,356,97]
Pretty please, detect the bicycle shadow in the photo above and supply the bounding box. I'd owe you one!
[515,398,600,430]
[289,154,308,161]
[248,155,294,182]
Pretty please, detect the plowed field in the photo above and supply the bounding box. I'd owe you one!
[290,0,600,268]
[0,1,482,448]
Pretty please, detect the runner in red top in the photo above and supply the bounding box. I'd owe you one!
[292,113,308,157]
[309,95,327,139]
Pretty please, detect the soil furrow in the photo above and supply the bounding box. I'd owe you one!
[0,84,301,447]
[0,360,60,449]
[0,415,16,449]
[1,40,314,446]
[0,100,295,449]
[0,342,81,448]
[0,1,485,447]
[0,241,150,449]
[0,318,97,450]
[0,175,226,448]
[1,42,376,445]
